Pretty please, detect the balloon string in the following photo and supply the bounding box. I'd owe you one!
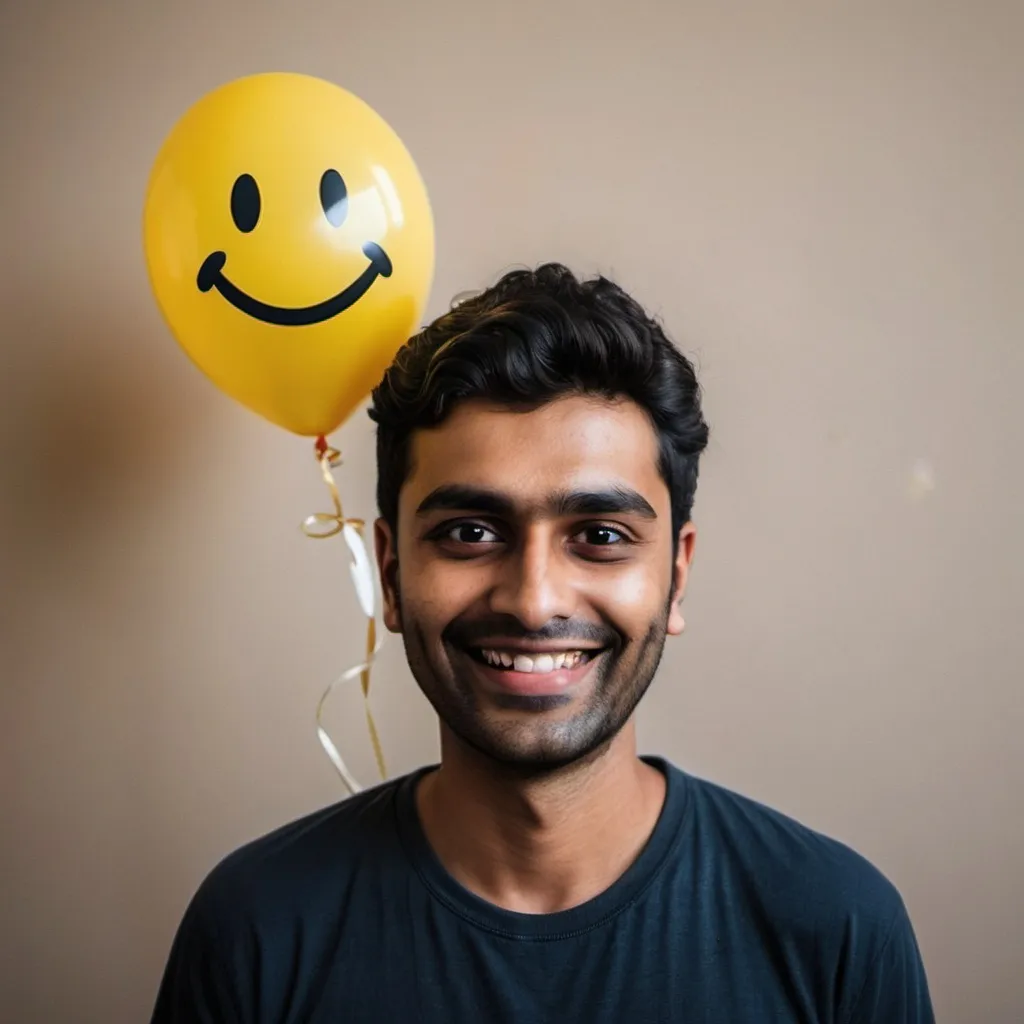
[301,437,387,794]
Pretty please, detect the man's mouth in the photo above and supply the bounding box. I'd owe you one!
[196,241,392,327]
[457,644,608,697]
[469,648,602,674]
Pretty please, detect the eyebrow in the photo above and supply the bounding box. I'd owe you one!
[414,484,658,521]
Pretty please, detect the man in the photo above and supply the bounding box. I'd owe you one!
[151,264,934,1022]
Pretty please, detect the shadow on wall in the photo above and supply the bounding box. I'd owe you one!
[1,285,201,552]
[0,277,218,1021]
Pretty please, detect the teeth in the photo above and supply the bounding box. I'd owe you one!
[479,650,589,673]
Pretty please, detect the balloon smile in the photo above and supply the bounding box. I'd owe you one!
[196,241,393,327]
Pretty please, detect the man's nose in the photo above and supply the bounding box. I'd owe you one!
[487,530,576,631]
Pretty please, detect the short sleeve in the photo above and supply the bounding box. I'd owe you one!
[845,901,935,1024]
[149,891,244,1024]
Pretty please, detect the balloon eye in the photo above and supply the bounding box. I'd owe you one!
[230,174,261,233]
[320,169,348,227]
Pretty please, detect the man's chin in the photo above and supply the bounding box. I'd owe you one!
[439,707,622,776]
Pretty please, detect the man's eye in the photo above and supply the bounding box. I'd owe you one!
[447,523,500,544]
[577,526,625,546]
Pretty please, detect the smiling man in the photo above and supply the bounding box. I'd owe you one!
[151,264,934,1023]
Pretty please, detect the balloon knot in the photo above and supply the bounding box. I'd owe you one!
[314,434,329,459]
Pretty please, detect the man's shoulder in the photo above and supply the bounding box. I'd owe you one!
[655,763,932,1020]
[189,770,414,924]
[151,773,422,1023]
[673,763,907,933]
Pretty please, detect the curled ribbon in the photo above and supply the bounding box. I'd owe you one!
[301,436,387,795]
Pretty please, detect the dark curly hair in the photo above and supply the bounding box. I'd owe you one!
[368,263,709,548]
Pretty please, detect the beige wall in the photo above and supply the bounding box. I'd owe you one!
[2,1,1022,1021]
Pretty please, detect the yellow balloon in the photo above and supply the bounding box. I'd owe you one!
[143,73,434,437]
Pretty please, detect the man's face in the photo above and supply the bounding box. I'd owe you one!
[375,395,696,770]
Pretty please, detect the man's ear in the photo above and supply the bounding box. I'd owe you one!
[667,522,697,636]
[374,517,402,634]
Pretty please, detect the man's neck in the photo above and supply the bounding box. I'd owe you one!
[415,725,666,915]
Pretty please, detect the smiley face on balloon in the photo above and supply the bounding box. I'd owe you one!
[144,73,434,437]
[196,167,395,328]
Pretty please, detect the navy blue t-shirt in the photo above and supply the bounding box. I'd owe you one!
[151,758,933,1023]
